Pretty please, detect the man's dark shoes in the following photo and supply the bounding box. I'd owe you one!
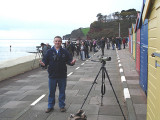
[45,108,53,113]
[60,107,66,112]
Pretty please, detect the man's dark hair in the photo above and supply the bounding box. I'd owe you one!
[54,36,62,40]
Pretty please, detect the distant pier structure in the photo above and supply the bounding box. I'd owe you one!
[10,45,11,52]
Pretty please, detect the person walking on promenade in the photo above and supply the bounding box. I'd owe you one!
[66,41,73,57]
[122,37,126,49]
[93,40,97,52]
[90,40,93,52]
[119,37,122,50]
[100,37,105,56]
[106,38,110,50]
[125,37,128,47]
[84,40,90,58]
[111,37,115,50]
[80,41,86,61]
[116,37,121,50]
[71,42,75,57]
[75,42,80,58]
[39,36,76,113]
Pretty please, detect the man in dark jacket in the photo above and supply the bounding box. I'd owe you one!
[39,36,76,113]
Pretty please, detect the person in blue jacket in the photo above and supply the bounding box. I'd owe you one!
[39,36,76,113]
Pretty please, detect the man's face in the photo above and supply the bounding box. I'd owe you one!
[54,38,62,49]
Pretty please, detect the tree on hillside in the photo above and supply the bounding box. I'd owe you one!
[114,12,121,20]
[103,15,107,22]
[90,21,103,31]
[112,13,116,20]
[96,13,103,22]
[120,9,137,20]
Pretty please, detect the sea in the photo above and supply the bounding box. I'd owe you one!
[0,39,54,62]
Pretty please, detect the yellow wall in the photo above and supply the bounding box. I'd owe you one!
[132,24,136,60]
[146,0,160,120]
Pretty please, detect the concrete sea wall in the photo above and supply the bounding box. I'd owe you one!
[0,54,41,81]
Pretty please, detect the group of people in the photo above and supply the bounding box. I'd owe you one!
[63,39,98,61]
[110,37,128,50]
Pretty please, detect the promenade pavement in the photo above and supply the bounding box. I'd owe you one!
[117,47,147,120]
[0,46,146,120]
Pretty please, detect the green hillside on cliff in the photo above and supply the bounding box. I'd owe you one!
[81,28,90,36]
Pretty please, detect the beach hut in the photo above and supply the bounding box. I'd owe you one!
[128,28,132,53]
[132,24,136,59]
[138,2,148,94]
[143,0,160,119]
[140,19,148,94]
[135,13,140,74]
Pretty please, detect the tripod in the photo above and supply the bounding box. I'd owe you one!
[32,48,42,69]
[80,60,126,120]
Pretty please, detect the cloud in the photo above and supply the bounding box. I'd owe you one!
[0,0,142,39]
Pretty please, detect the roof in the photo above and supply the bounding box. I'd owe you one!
[142,0,151,23]
[137,1,146,29]
[137,12,142,29]
[135,13,140,32]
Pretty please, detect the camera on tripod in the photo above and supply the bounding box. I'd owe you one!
[31,46,42,69]
[36,46,41,49]
[99,56,111,61]
[36,46,41,52]
[70,54,126,120]
[98,56,111,63]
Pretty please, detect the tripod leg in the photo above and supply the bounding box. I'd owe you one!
[104,68,126,120]
[80,67,102,109]
[101,67,106,106]
[38,52,41,58]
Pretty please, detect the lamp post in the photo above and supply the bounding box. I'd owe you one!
[119,23,120,37]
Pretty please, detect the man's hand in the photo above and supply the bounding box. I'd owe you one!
[70,59,76,65]
[39,60,45,66]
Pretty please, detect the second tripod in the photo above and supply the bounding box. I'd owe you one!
[80,59,126,120]
[32,47,42,69]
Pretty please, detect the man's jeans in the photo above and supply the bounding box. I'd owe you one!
[48,78,66,109]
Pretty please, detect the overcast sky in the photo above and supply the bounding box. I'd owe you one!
[0,0,143,39]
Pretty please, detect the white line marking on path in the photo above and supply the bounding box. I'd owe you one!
[121,76,126,82]
[118,60,121,63]
[31,94,46,106]
[120,68,123,73]
[67,72,73,76]
[81,63,84,65]
[76,67,80,70]
[123,88,131,100]
[119,64,122,67]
